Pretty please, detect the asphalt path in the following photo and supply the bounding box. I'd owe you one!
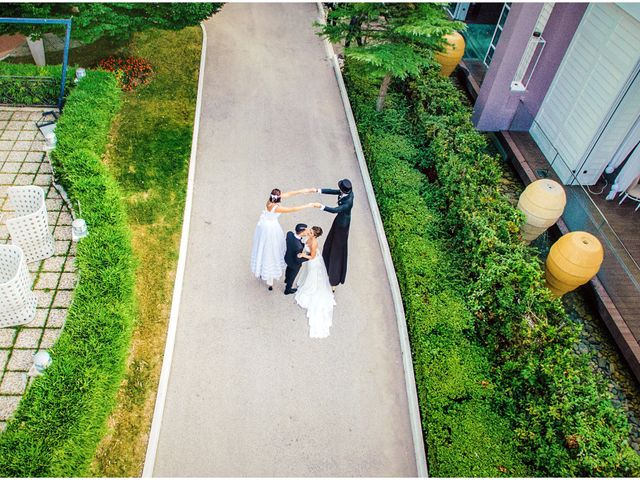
[150,3,417,476]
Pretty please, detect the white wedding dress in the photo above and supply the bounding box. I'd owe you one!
[295,247,336,338]
[250,204,286,285]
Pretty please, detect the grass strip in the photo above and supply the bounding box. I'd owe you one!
[89,26,202,476]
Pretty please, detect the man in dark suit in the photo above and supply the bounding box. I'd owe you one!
[284,223,309,294]
[317,179,354,288]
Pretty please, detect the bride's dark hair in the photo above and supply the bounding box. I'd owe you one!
[269,188,282,203]
[311,226,323,238]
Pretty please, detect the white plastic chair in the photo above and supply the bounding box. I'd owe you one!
[0,245,37,328]
[618,184,640,212]
[6,186,55,263]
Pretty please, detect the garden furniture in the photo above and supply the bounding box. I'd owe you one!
[0,244,37,328]
[6,185,55,263]
[618,184,640,211]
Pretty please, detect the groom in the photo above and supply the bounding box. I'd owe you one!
[284,223,309,295]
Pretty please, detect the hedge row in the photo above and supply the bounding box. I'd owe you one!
[401,65,640,475]
[344,65,527,476]
[0,71,136,476]
[344,58,640,475]
[0,63,75,106]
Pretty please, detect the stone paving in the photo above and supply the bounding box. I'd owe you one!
[0,107,77,432]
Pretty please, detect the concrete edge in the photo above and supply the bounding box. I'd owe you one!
[315,4,428,477]
[141,21,208,478]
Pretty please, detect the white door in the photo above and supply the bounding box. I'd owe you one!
[531,3,640,185]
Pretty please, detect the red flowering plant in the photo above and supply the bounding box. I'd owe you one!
[98,56,154,91]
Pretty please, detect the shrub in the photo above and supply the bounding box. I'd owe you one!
[0,71,136,476]
[400,62,640,476]
[346,63,527,476]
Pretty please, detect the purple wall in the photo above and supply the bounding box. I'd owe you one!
[472,3,588,132]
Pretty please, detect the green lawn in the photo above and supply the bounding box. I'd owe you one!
[88,26,202,476]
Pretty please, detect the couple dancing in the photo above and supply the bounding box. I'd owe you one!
[250,180,354,338]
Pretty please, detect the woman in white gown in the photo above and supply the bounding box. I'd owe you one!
[295,226,336,338]
[251,188,318,290]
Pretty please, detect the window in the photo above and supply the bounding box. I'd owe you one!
[484,3,511,67]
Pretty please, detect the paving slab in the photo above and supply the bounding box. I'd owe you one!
[0,107,78,429]
[150,3,417,477]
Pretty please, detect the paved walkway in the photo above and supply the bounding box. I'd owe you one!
[0,108,77,432]
[149,4,417,476]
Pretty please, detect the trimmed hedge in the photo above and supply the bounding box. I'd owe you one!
[0,71,136,476]
[0,63,75,106]
[404,65,640,476]
[344,59,640,476]
[345,65,527,476]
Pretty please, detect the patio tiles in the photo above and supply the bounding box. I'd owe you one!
[0,107,79,427]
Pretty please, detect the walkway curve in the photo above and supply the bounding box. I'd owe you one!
[146,4,418,476]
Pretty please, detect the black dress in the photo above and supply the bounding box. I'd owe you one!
[320,189,354,286]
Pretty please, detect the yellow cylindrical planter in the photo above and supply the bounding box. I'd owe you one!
[517,179,566,243]
[435,32,465,77]
[545,232,604,297]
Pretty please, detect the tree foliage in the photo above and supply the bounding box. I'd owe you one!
[0,3,223,44]
[317,3,464,110]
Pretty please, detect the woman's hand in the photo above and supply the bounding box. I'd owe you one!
[313,202,322,208]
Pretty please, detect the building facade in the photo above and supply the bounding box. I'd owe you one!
[454,2,640,197]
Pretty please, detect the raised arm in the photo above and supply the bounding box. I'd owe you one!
[322,203,350,214]
[274,202,315,214]
[281,188,316,199]
[318,188,341,195]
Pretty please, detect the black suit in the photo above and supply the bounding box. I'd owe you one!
[284,231,307,292]
[320,189,354,286]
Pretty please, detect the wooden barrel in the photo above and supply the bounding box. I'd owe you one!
[435,32,465,77]
[545,232,604,297]
[517,179,566,243]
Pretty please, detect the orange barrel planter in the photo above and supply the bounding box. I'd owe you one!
[517,179,566,243]
[435,32,465,77]
[545,232,604,297]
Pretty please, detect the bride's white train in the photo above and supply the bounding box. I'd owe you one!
[294,226,336,338]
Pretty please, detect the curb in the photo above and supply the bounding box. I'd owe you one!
[315,4,428,477]
[141,22,208,478]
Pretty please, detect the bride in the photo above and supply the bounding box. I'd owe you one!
[295,226,336,338]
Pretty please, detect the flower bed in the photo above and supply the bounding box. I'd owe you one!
[98,56,154,91]
[0,70,136,476]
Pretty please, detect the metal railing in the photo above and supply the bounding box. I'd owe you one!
[0,75,58,107]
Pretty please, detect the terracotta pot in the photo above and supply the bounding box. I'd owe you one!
[545,232,604,297]
[434,32,465,77]
[517,179,566,243]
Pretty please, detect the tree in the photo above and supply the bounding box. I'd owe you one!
[0,3,223,44]
[318,3,464,111]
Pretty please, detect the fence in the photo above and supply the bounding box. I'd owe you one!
[0,75,58,107]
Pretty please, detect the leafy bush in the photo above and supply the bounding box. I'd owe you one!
[0,71,136,476]
[346,64,527,477]
[0,63,75,106]
[400,63,640,476]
